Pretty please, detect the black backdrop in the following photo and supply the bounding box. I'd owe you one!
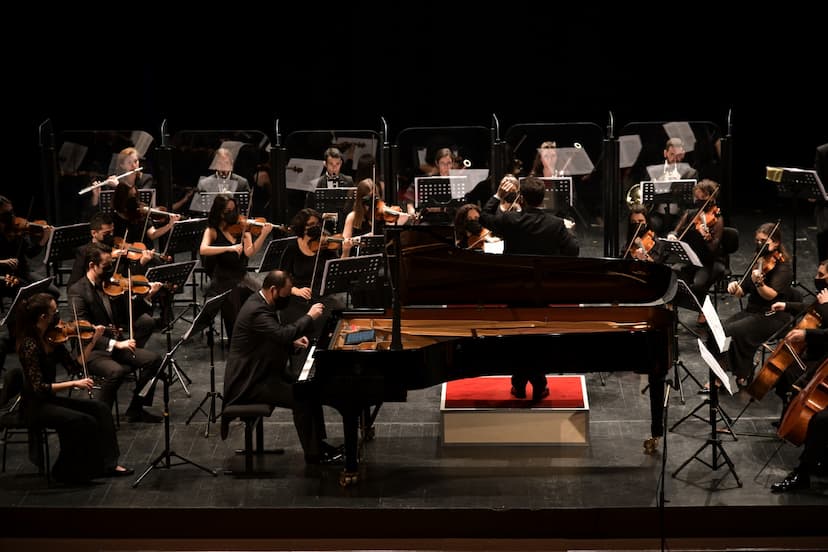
[5,9,826,217]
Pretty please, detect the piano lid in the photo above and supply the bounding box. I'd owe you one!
[395,226,676,307]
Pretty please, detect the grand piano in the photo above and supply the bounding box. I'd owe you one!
[296,226,676,486]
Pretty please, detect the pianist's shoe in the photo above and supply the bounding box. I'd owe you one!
[770,469,810,493]
[510,386,526,399]
[531,386,550,402]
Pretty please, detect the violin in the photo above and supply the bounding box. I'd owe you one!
[308,233,344,253]
[139,205,183,226]
[748,302,822,401]
[103,273,153,297]
[694,206,720,239]
[6,217,49,238]
[112,237,171,263]
[375,200,403,223]
[46,320,97,344]
[227,217,283,238]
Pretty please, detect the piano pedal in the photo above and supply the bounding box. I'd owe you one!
[643,437,659,455]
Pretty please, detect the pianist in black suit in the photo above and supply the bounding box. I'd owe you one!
[479,175,580,400]
[221,270,342,465]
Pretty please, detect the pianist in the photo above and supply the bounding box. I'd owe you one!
[221,270,344,465]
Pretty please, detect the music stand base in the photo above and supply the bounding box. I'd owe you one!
[132,450,217,488]
[672,438,743,487]
[186,391,224,438]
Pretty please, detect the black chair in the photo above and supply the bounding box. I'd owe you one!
[220,403,283,476]
[0,367,51,483]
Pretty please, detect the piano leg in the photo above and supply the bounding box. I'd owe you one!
[648,373,665,439]
[338,407,361,487]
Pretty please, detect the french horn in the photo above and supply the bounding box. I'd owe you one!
[626,183,642,209]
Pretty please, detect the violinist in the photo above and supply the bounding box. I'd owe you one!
[199,195,272,342]
[341,178,379,258]
[14,292,133,484]
[112,182,180,251]
[717,223,793,389]
[667,180,724,317]
[69,212,116,287]
[454,204,484,249]
[0,195,59,299]
[625,205,657,262]
[67,245,163,423]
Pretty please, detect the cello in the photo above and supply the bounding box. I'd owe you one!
[748,303,822,401]
[777,357,828,446]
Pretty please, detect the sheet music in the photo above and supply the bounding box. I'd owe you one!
[662,121,696,153]
[701,296,732,353]
[656,238,702,267]
[333,136,377,171]
[129,130,154,158]
[698,339,733,396]
[450,168,489,189]
[619,135,642,169]
[58,141,88,174]
[286,158,325,192]
[211,141,246,168]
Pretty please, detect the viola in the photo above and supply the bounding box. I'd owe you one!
[748,302,822,401]
[112,237,171,262]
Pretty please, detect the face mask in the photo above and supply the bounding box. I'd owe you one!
[465,220,482,235]
[223,211,238,225]
[50,312,61,328]
[756,243,768,254]
[815,278,828,291]
[306,225,322,240]
[273,294,290,310]
[694,199,706,209]
[126,197,139,211]
[361,196,373,206]
[100,233,115,247]
[100,264,115,281]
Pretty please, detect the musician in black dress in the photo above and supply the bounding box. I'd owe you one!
[16,292,132,483]
[719,222,793,389]
[199,194,273,342]
[341,178,381,258]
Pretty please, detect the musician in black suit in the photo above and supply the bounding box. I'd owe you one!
[221,270,342,464]
[67,245,162,423]
[312,147,354,189]
[479,175,579,257]
[479,176,579,400]
[69,212,115,287]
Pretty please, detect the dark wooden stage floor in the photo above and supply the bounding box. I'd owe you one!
[1,209,826,551]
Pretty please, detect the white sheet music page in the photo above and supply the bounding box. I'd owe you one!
[701,296,731,353]
[286,158,324,192]
[130,130,154,158]
[59,142,88,174]
[698,339,733,395]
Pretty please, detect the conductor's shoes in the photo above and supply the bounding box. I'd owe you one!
[510,386,526,399]
[125,409,162,424]
[770,470,810,493]
[220,416,230,440]
[532,387,550,402]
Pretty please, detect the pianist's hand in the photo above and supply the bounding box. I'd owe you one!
[293,336,309,350]
[307,302,324,320]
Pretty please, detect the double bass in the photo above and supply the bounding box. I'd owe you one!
[777,357,828,446]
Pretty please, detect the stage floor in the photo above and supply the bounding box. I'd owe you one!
[1,209,826,550]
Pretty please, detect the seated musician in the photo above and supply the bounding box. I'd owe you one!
[625,205,658,262]
[112,182,180,250]
[341,178,382,258]
[197,147,251,194]
[716,222,793,389]
[90,147,154,210]
[69,212,116,287]
[768,260,828,401]
[771,407,828,492]
[454,204,483,249]
[67,245,163,423]
[312,147,354,189]
[0,194,58,299]
[221,270,343,465]
[667,180,724,321]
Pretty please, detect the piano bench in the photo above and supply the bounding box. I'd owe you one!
[220,404,284,477]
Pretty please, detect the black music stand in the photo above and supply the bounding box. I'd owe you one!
[320,254,383,304]
[772,167,827,295]
[162,218,208,324]
[183,290,232,437]
[672,339,742,488]
[354,235,385,257]
[99,189,156,214]
[311,188,356,233]
[0,277,54,327]
[43,222,91,286]
[193,191,251,217]
[413,176,468,208]
[145,261,197,396]
[132,290,231,487]
[656,238,703,268]
[257,237,297,273]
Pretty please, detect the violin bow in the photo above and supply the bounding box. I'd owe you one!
[71,301,93,399]
[677,186,720,241]
[736,219,782,289]
[623,221,645,259]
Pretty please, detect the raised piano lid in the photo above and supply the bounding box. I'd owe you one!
[395,226,676,307]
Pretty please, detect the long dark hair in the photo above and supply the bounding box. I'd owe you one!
[15,292,54,355]
[208,195,236,230]
[352,179,375,231]
[757,221,789,260]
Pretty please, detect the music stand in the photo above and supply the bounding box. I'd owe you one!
[99,189,156,214]
[145,261,198,396]
[0,277,54,327]
[672,339,742,488]
[354,235,385,257]
[320,254,382,301]
[413,176,468,208]
[257,237,297,273]
[183,290,234,437]
[132,290,231,487]
[193,191,250,217]
[656,238,703,268]
[311,188,356,233]
[43,222,90,284]
[162,218,208,324]
[770,167,827,295]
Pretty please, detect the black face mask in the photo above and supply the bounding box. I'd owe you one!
[465,220,482,235]
[100,233,115,247]
[694,199,707,209]
[50,312,61,328]
[361,196,373,207]
[815,278,828,291]
[126,197,139,211]
[756,243,768,254]
[273,295,290,310]
[306,225,322,240]
[100,264,115,282]
[223,211,238,225]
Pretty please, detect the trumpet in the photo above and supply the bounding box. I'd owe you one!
[78,167,143,195]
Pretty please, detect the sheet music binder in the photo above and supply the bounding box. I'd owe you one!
[162,218,208,257]
[656,238,702,267]
[0,277,55,327]
[145,260,197,296]
[99,189,156,214]
[413,176,468,208]
[769,167,827,201]
[320,254,382,296]
[257,236,297,273]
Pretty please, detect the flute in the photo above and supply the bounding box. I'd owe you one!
[78,167,143,195]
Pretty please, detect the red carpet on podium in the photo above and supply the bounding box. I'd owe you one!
[443,376,585,409]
